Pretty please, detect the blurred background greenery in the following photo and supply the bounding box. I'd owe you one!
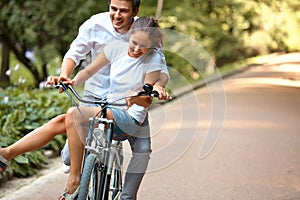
[0,0,299,179]
[1,0,299,87]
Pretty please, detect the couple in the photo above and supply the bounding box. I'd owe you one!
[0,1,169,199]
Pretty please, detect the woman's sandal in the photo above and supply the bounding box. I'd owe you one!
[0,155,8,172]
[57,186,79,200]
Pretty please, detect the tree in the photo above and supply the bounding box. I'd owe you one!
[0,0,106,87]
[1,0,300,87]
[0,41,10,87]
[158,0,300,68]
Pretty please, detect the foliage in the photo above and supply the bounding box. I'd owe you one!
[0,87,70,177]
[141,0,300,67]
[0,0,106,87]
[1,0,300,87]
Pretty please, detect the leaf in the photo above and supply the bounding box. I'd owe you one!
[14,155,29,164]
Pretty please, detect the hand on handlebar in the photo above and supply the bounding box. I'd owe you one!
[46,76,74,93]
[153,84,169,100]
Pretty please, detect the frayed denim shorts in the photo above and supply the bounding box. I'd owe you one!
[107,106,141,141]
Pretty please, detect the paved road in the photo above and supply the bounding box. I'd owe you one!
[1,53,300,199]
[139,53,300,200]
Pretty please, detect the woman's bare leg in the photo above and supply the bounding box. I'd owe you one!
[64,106,99,194]
[0,114,67,161]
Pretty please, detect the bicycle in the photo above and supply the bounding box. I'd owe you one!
[57,82,159,200]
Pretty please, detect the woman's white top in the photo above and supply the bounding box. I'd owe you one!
[103,40,164,123]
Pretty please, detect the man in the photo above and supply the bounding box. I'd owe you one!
[57,0,169,199]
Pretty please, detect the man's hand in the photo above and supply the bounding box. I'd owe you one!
[46,76,74,93]
[153,84,169,100]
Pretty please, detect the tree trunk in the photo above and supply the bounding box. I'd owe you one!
[156,0,164,20]
[0,41,10,87]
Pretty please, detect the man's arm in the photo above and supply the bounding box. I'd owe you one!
[45,58,76,89]
[60,58,77,78]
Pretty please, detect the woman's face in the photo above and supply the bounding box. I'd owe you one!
[128,31,152,58]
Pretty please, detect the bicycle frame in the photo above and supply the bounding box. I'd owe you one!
[80,100,123,200]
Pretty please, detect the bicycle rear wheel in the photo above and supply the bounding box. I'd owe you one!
[78,153,100,200]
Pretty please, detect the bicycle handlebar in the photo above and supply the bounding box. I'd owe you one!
[55,82,159,106]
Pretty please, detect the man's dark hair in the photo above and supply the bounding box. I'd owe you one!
[108,0,140,12]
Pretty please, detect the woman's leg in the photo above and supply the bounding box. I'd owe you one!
[0,114,67,161]
[64,106,99,194]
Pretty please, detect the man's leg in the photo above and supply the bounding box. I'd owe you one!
[61,139,71,173]
[61,140,70,165]
[120,117,151,200]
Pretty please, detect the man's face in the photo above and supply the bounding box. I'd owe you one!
[109,0,139,33]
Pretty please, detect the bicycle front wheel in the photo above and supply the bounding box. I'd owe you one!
[78,154,100,200]
[106,155,122,200]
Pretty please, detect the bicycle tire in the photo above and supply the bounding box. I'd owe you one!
[109,167,122,200]
[78,154,100,200]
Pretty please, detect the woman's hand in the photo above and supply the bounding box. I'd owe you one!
[126,96,153,109]
[153,83,169,100]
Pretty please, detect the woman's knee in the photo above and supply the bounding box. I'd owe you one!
[65,107,78,125]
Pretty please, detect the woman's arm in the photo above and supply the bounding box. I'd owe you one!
[153,72,170,100]
[127,70,161,108]
[72,51,109,86]
[144,70,161,86]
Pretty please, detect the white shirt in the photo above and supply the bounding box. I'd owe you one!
[64,12,169,100]
[104,40,164,122]
[64,12,130,99]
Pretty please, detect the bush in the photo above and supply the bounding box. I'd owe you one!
[0,86,70,177]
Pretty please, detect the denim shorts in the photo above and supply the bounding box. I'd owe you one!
[107,106,141,141]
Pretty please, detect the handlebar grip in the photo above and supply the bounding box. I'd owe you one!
[137,84,159,98]
[59,82,69,91]
[143,84,153,94]
[152,91,159,97]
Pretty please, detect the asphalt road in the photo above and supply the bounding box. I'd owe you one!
[1,52,300,199]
